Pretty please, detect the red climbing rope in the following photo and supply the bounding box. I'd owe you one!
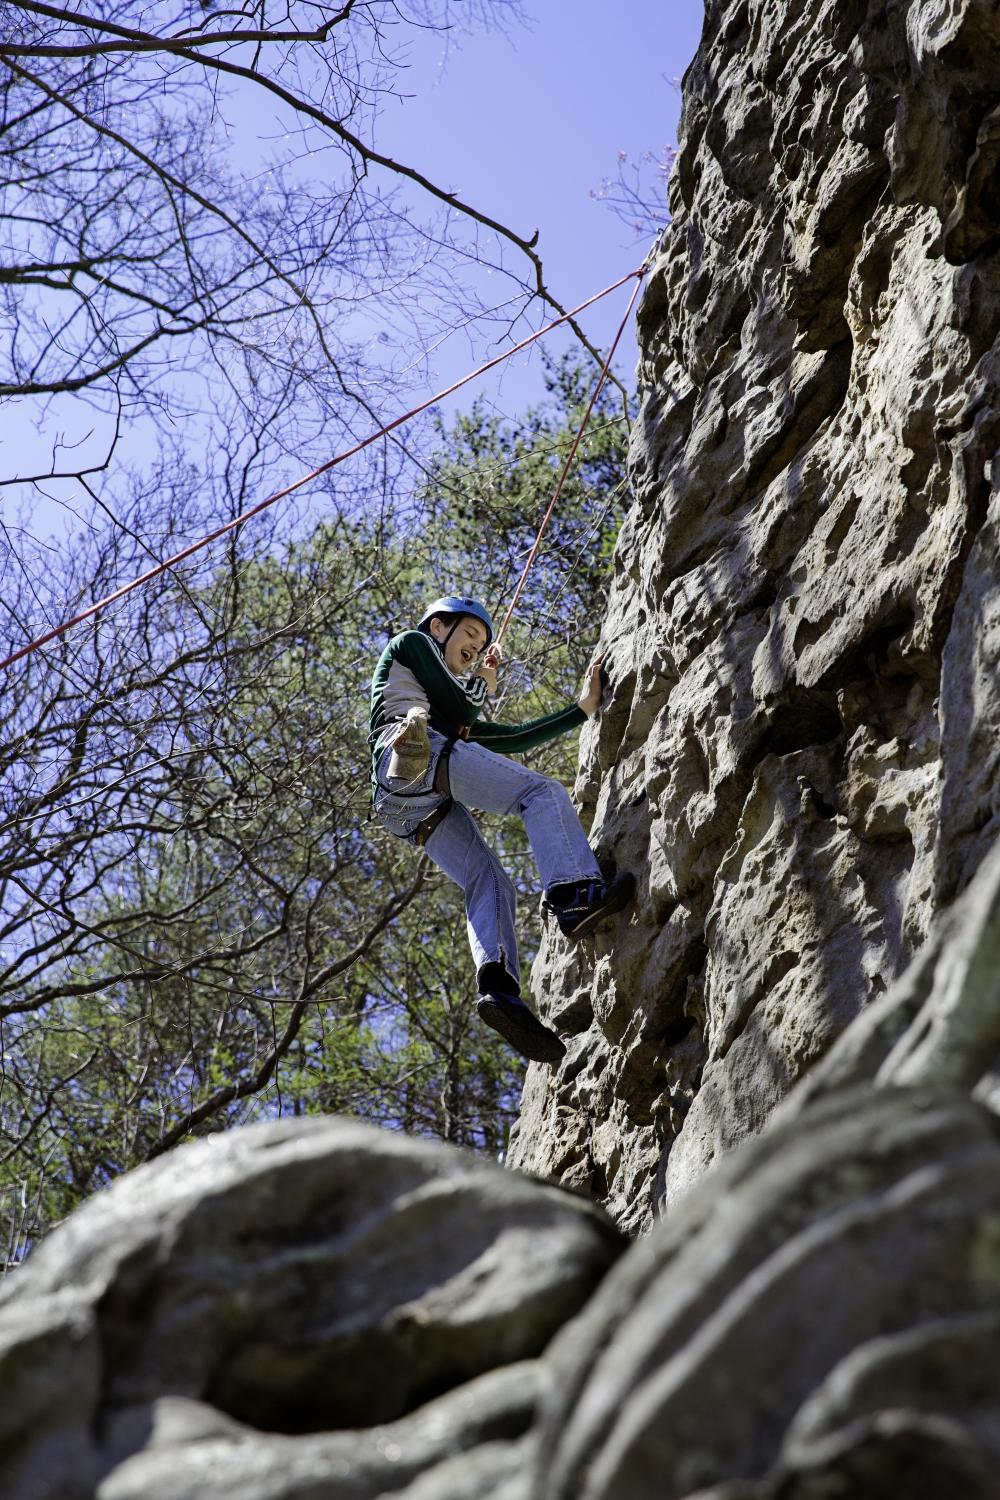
[1,262,647,674]
[494,267,647,645]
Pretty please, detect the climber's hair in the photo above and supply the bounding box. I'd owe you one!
[418,611,460,638]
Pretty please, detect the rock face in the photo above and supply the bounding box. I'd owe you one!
[508,0,1000,1230]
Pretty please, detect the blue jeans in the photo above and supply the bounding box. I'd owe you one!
[373,730,602,988]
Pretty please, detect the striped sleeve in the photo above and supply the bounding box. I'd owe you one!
[391,630,487,727]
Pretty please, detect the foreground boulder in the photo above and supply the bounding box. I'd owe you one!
[0,1116,623,1500]
[532,1085,1000,1499]
[7,1079,999,1500]
[96,1367,538,1500]
[3,991,1000,1498]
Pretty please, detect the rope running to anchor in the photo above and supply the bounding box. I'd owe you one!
[1,261,650,674]
[493,268,647,645]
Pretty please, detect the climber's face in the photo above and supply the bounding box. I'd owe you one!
[430,615,489,675]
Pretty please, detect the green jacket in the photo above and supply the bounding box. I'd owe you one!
[369,629,584,784]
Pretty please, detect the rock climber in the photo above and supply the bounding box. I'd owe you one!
[369,594,634,1065]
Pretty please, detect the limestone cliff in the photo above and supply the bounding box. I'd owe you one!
[509,0,1000,1230]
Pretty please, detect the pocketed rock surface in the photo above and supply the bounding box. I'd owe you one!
[508,0,1000,1230]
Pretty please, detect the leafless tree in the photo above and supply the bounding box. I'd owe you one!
[0,1,603,506]
[1,1,616,1254]
[590,145,676,240]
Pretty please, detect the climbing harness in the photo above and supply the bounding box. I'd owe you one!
[420,729,459,840]
[1,263,648,675]
[373,726,460,845]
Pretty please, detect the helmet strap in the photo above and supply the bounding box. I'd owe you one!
[440,616,462,650]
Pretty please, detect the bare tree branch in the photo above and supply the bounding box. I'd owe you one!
[4,0,358,56]
[145,859,428,1158]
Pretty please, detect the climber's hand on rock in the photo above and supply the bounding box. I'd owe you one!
[578,652,606,718]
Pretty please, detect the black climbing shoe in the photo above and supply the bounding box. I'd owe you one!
[545,872,636,938]
[477,992,566,1066]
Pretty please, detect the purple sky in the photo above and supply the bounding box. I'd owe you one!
[374,1,705,419]
[3,3,705,547]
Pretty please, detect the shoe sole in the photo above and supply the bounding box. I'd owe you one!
[559,872,636,938]
[477,998,565,1065]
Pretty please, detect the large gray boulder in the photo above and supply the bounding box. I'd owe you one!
[531,1085,1000,1499]
[96,1368,537,1500]
[0,1116,622,1500]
